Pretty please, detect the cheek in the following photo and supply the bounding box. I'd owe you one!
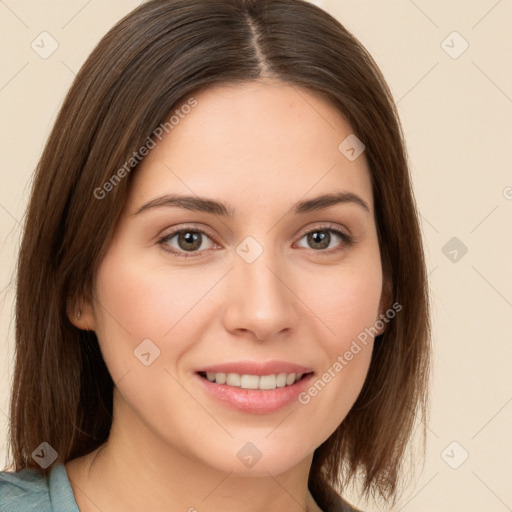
[94,239,222,331]
[91,244,201,381]
[299,255,383,349]
[293,255,382,432]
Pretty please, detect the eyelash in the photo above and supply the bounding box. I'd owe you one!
[156,223,354,259]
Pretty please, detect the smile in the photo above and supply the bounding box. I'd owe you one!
[198,371,309,390]
[196,370,315,414]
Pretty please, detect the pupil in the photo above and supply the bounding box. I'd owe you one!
[309,231,329,249]
[180,231,201,251]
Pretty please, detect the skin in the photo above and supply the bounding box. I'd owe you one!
[66,80,388,512]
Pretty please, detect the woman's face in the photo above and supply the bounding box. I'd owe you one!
[81,80,386,476]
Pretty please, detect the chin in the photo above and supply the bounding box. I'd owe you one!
[197,437,313,477]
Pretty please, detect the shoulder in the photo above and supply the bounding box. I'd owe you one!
[0,466,51,512]
[0,463,79,512]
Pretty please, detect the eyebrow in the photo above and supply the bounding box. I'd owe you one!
[133,191,370,217]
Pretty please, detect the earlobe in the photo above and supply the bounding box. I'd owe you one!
[67,297,96,331]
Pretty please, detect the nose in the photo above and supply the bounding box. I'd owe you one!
[222,247,300,341]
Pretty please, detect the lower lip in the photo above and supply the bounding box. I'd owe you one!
[196,373,315,414]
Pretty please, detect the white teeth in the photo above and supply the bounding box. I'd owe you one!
[276,373,287,388]
[286,373,296,386]
[259,375,276,390]
[203,371,306,390]
[240,374,259,389]
[226,373,241,387]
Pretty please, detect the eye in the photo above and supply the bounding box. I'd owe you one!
[157,223,353,259]
[157,227,217,258]
[294,224,353,254]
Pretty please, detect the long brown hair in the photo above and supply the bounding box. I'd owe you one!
[6,0,430,508]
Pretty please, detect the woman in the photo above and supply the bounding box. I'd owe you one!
[0,1,430,511]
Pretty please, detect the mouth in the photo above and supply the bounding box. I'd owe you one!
[197,371,313,390]
[195,365,315,414]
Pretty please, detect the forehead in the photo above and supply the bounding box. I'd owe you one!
[128,80,373,215]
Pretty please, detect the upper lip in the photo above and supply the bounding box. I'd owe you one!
[196,360,314,376]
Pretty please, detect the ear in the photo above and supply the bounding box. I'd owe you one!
[66,293,96,331]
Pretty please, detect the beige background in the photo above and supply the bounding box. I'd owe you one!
[1,0,511,510]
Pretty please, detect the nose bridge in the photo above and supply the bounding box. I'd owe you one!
[223,237,299,338]
[237,240,287,308]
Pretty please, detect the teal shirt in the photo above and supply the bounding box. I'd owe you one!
[0,463,79,512]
